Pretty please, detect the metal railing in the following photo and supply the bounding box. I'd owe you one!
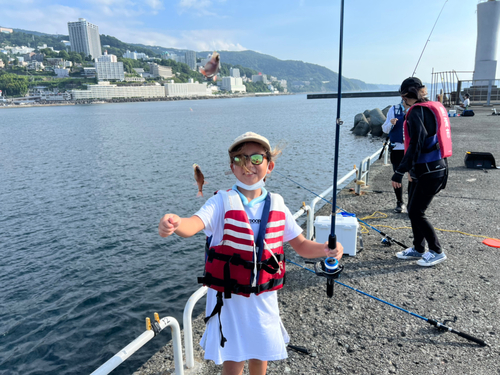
[91,315,183,375]
[301,146,387,240]
[430,70,500,106]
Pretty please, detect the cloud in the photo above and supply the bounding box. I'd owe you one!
[177,0,217,16]
[1,1,245,53]
[2,5,81,34]
[106,26,247,52]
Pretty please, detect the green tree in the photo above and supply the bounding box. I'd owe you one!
[58,50,69,60]
[68,52,83,64]
[40,48,57,58]
[0,72,29,96]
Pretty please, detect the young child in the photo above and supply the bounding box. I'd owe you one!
[159,132,343,375]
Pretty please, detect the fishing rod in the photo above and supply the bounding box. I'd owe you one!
[287,259,487,347]
[412,0,448,77]
[378,136,390,160]
[274,170,409,249]
[306,0,348,298]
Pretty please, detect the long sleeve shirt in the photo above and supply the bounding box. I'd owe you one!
[382,104,405,150]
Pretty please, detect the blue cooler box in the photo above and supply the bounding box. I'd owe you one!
[314,215,359,256]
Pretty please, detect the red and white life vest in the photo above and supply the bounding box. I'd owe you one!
[198,189,286,298]
[404,101,452,163]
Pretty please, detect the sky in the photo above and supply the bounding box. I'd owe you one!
[0,0,481,85]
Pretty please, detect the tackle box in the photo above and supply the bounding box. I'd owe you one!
[314,214,359,256]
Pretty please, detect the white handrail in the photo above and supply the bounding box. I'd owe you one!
[90,316,183,375]
[305,168,357,239]
[290,146,388,240]
[183,286,208,369]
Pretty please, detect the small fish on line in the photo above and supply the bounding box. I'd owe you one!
[193,163,206,197]
[199,51,220,82]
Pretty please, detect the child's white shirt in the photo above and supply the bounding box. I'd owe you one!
[195,191,302,364]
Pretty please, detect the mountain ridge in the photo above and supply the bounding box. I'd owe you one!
[6,27,387,92]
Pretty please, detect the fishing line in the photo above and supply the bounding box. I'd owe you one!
[286,259,487,347]
[412,0,449,77]
[274,170,409,249]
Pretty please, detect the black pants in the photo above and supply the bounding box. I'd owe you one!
[407,174,446,253]
[390,150,405,203]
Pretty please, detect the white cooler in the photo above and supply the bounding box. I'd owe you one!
[314,214,359,256]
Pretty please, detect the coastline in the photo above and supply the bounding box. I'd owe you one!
[133,106,500,375]
[0,92,293,109]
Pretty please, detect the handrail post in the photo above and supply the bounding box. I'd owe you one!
[383,143,389,165]
[183,286,208,369]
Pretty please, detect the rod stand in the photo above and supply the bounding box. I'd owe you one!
[307,257,343,298]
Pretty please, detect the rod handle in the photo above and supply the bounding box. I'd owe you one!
[328,234,337,251]
[453,329,487,347]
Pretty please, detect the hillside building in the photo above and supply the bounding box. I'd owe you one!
[149,63,173,79]
[54,68,70,78]
[98,50,117,62]
[68,18,102,59]
[123,50,149,60]
[252,74,268,84]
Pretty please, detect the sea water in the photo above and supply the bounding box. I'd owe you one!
[0,94,399,375]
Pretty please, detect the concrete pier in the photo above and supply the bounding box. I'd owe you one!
[135,106,500,375]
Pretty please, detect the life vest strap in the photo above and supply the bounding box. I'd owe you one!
[206,248,284,274]
[234,277,284,295]
[198,272,285,295]
[203,291,227,347]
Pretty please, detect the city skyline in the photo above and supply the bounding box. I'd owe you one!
[1,0,480,85]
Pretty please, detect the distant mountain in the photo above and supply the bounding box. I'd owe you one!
[13,28,63,37]
[132,45,377,93]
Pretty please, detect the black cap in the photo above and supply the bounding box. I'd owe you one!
[399,77,425,98]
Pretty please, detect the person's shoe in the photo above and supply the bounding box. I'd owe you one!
[417,250,447,267]
[396,247,423,259]
[394,202,406,213]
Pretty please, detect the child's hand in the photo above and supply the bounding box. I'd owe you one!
[324,241,343,261]
[159,214,181,237]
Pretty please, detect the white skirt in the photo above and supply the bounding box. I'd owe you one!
[200,289,289,365]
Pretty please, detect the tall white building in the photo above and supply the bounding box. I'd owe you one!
[185,50,197,70]
[95,52,124,81]
[230,68,240,78]
[68,18,102,59]
[220,77,246,93]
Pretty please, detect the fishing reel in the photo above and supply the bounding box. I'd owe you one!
[307,235,344,298]
[381,237,392,247]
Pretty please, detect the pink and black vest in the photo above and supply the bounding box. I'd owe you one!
[404,101,452,163]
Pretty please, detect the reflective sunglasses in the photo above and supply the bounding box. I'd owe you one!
[233,153,267,166]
